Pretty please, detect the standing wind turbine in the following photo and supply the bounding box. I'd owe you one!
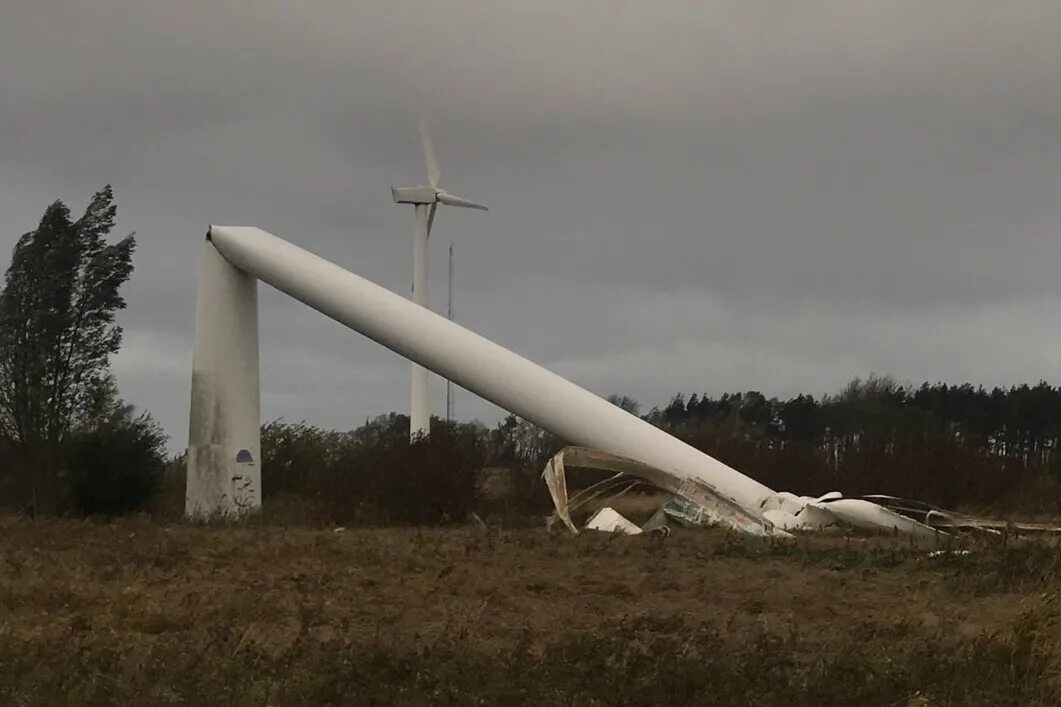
[392,120,487,439]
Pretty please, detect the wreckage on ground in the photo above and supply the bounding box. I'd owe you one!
[187,226,1057,537]
[543,446,1061,540]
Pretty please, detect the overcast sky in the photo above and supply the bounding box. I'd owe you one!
[2,2,1060,450]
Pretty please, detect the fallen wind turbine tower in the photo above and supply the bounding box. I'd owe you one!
[185,226,948,541]
[391,120,487,439]
[184,226,777,528]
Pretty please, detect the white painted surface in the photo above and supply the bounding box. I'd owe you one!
[206,226,778,519]
[811,499,943,539]
[761,508,802,530]
[759,491,806,516]
[790,502,839,530]
[185,238,261,517]
[585,507,642,535]
[410,204,431,438]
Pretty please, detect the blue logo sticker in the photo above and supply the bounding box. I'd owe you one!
[235,449,254,464]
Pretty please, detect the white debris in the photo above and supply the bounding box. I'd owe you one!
[761,508,803,531]
[810,498,942,539]
[585,507,643,535]
[927,549,973,558]
[791,502,841,530]
[759,492,806,516]
[759,491,946,538]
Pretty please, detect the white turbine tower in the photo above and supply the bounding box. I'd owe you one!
[392,120,487,439]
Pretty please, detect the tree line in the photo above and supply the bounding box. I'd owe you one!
[255,375,1061,524]
[640,377,1061,512]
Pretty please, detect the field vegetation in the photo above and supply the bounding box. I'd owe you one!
[2,519,1060,705]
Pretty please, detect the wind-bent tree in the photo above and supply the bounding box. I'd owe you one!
[0,185,136,512]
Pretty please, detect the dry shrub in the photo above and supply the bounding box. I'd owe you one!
[306,428,483,525]
[2,611,1058,706]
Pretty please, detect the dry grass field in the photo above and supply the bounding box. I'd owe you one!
[2,515,1061,705]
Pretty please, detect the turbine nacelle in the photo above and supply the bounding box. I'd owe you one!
[391,186,436,205]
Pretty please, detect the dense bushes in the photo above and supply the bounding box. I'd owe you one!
[261,416,486,525]
[0,398,167,518]
[66,412,167,516]
[321,429,482,524]
[260,419,349,499]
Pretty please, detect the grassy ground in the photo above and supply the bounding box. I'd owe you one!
[1,516,1060,705]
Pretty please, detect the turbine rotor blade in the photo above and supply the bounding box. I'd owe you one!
[436,191,488,211]
[419,118,441,188]
[426,202,437,237]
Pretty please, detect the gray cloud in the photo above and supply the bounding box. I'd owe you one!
[2,1,1060,450]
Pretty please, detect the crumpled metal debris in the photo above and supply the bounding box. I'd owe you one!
[542,446,780,537]
[542,445,1061,540]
